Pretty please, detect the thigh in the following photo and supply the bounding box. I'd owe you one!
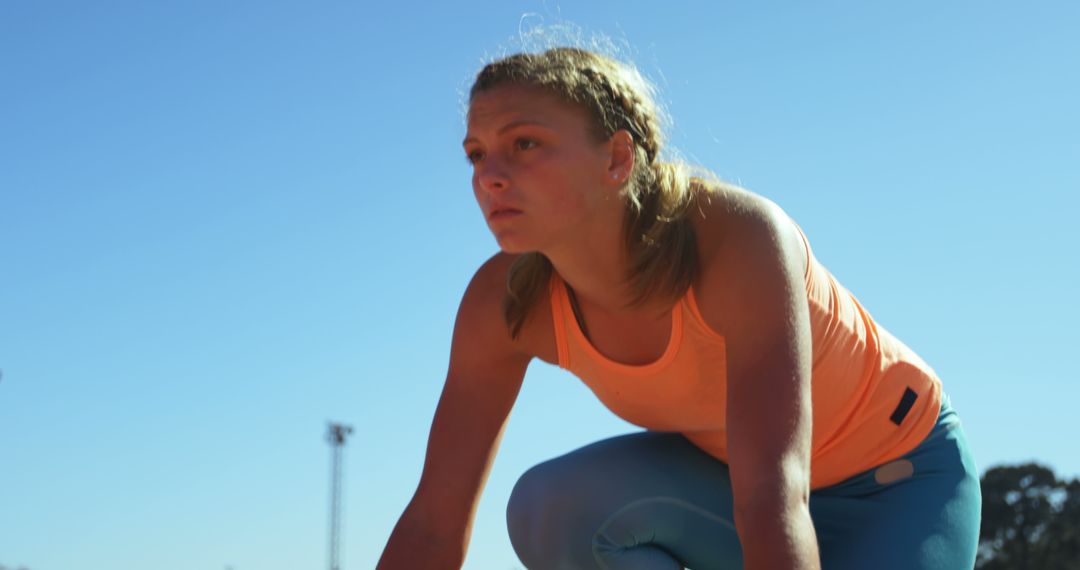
[810,395,982,570]
[506,431,744,570]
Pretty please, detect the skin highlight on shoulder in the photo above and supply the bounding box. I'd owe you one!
[688,183,811,338]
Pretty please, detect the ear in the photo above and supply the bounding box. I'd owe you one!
[604,129,636,187]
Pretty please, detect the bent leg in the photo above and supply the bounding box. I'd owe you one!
[506,396,980,569]
[506,431,744,570]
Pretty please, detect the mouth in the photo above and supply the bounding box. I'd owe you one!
[488,207,523,221]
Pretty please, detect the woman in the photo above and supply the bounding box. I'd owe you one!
[378,47,981,570]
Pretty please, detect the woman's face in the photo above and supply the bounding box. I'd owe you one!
[464,84,618,254]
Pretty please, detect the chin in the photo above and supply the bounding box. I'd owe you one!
[493,233,539,255]
[496,241,533,254]
[496,238,548,255]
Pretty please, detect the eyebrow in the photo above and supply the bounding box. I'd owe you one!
[462,120,552,147]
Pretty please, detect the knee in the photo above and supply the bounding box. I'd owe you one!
[509,459,606,568]
[506,464,558,566]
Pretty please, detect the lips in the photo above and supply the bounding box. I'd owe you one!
[488,206,523,220]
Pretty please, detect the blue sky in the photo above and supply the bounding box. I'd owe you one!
[1,1,1077,568]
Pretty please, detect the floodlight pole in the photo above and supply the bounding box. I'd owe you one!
[327,422,353,570]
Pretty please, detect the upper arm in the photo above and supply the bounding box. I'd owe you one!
[412,253,533,532]
[705,196,813,512]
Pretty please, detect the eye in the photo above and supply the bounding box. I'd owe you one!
[465,149,484,165]
[515,138,538,151]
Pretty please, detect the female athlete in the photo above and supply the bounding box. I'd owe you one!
[378,46,981,570]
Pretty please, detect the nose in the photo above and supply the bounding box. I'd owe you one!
[475,157,510,195]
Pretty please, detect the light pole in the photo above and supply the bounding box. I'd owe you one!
[326,422,353,570]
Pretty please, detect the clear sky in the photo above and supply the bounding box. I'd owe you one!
[1,1,1077,569]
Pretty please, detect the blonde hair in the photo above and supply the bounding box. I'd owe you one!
[469,47,720,338]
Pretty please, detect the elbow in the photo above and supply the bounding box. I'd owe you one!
[733,489,810,536]
[732,466,811,526]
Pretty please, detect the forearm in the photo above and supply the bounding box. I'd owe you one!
[736,503,821,570]
[377,503,470,570]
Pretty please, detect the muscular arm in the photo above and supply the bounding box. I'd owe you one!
[378,254,532,569]
[700,192,820,570]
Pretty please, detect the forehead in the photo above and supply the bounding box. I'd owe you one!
[466,84,591,134]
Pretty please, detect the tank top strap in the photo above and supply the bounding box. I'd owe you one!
[548,274,572,369]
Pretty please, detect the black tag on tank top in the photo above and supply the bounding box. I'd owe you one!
[890,388,919,426]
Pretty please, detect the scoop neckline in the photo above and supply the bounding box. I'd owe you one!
[559,278,683,375]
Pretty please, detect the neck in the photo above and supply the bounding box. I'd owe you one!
[542,214,667,319]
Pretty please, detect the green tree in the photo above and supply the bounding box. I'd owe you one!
[1034,477,1080,569]
[977,463,1071,569]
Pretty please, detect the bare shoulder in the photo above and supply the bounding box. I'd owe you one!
[457,252,517,342]
[688,182,809,332]
[463,251,518,309]
[456,252,553,364]
[444,253,533,386]
[690,182,807,278]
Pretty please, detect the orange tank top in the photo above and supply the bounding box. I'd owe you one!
[548,224,942,489]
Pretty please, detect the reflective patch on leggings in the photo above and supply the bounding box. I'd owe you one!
[874,459,915,485]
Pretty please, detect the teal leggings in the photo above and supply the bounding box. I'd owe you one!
[506,394,981,569]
